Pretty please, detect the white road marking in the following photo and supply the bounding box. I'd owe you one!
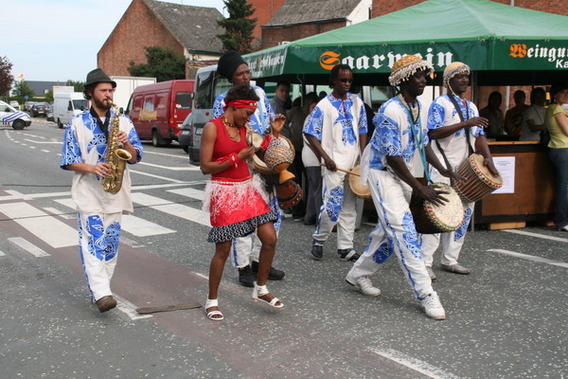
[130,169,187,183]
[368,348,459,379]
[24,139,60,144]
[168,187,205,201]
[132,193,211,227]
[502,229,568,243]
[41,149,50,153]
[115,295,153,320]
[0,250,5,257]
[138,161,199,171]
[54,198,175,237]
[8,237,50,257]
[0,202,77,248]
[487,249,568,269]
[5,189,33,201]
[142,150,188,159]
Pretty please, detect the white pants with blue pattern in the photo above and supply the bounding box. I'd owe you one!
[348,169,433,300]
[78,212,122,302]
[312,170,358,250]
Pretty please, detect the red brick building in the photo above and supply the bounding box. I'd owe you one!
[98,0,224,79]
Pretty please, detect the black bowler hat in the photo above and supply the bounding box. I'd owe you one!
[85,68,117,88]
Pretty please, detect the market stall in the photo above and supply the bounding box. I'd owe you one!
[243,0,568,228]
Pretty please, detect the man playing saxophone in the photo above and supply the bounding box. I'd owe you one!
[60,68,143,313]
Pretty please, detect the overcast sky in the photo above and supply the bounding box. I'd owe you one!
[3,0,226,83]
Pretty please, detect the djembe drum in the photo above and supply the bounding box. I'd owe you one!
[248,133,303,209]
[453,153,502,203]
[348,165,371,199]
[410,183,465,234]
[263,137,296,184]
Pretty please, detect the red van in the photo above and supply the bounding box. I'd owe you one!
[126,80,194,146]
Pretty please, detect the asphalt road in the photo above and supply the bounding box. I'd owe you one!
[0,118,566,378]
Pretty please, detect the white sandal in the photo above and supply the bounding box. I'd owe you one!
[204,298,224,321]
[252,282,284,308]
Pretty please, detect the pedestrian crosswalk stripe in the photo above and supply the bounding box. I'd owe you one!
[8,237,50,257]
[168,187,205,201]
[54,198,176,237]
[131,193,211,227]
[0,202,77,248]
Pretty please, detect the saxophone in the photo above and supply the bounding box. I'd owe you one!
[102,104,133,194]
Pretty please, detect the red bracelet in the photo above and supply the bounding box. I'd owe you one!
[260,135,273,152]
[216,152,241,167]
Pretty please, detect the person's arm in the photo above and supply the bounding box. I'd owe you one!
[305,134,335,171]
[474,134,500,177]
[429,117,489,140]
[200,122,255,175]
[553,111,568,137]
[386,155,447,206]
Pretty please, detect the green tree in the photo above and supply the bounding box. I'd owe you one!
[128,47,186,82]
[217,0,257,54]
[12,80,34,99]
[0,56,14,96]
[66,80,84,92]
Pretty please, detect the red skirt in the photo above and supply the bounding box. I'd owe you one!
[203,175,277,242]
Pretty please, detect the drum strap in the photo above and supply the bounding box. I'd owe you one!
[398,95,431,183]
[435,94,474,171]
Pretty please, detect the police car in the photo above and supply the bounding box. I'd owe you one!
[0,100,31,130]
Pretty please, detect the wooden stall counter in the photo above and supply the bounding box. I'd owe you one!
[475,141,555,229]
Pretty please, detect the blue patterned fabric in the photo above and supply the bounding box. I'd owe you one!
[60,110,143,168]
[427,94,484,138]
[213,85,274,135]
[79,215,121,261]
[368,97,428,171]
[324,186,344,222]
[303,93,367,143]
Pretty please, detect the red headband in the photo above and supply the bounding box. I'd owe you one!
[224,99,258,110]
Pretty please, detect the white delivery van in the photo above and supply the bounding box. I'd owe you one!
[110,76,157,112]
[53,92,88,128]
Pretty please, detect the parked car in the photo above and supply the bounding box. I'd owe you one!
[126,80,194,146]
[24,101,36,112]
[31,102,49,117]
[9,100,20,110]
[178,112,194,153]
[0,100,31,129]
[46,104,54,122]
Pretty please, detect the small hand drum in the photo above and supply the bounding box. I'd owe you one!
[263,137,295,184]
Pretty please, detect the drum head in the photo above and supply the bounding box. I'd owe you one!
[348,165,371,198]
[470,153,503,187]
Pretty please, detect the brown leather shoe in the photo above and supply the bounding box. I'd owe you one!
[440,263,470,275]
[96,295,117,313]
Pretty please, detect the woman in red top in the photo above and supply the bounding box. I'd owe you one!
[200,84,286,321]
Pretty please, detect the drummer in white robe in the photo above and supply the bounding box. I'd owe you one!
[422,62,499,279]
[346,55,457,320]
[303,64,368,261]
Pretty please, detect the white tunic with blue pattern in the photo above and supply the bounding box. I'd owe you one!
[368,96,429,173]
[427,94,483,170]
[60,110,143,214]
[303,93,368,174]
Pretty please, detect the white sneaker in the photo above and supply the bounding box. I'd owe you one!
[346,272,381,297]
[421,291,446,320]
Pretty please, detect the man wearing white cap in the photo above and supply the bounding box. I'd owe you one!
[422,62,499,279]
[346,55,457,320]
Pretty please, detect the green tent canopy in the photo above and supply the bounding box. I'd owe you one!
[244,0,568,85]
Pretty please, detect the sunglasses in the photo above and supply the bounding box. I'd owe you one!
[339,78,353,83]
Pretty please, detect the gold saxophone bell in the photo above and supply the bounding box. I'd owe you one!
[102,104,132,194]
